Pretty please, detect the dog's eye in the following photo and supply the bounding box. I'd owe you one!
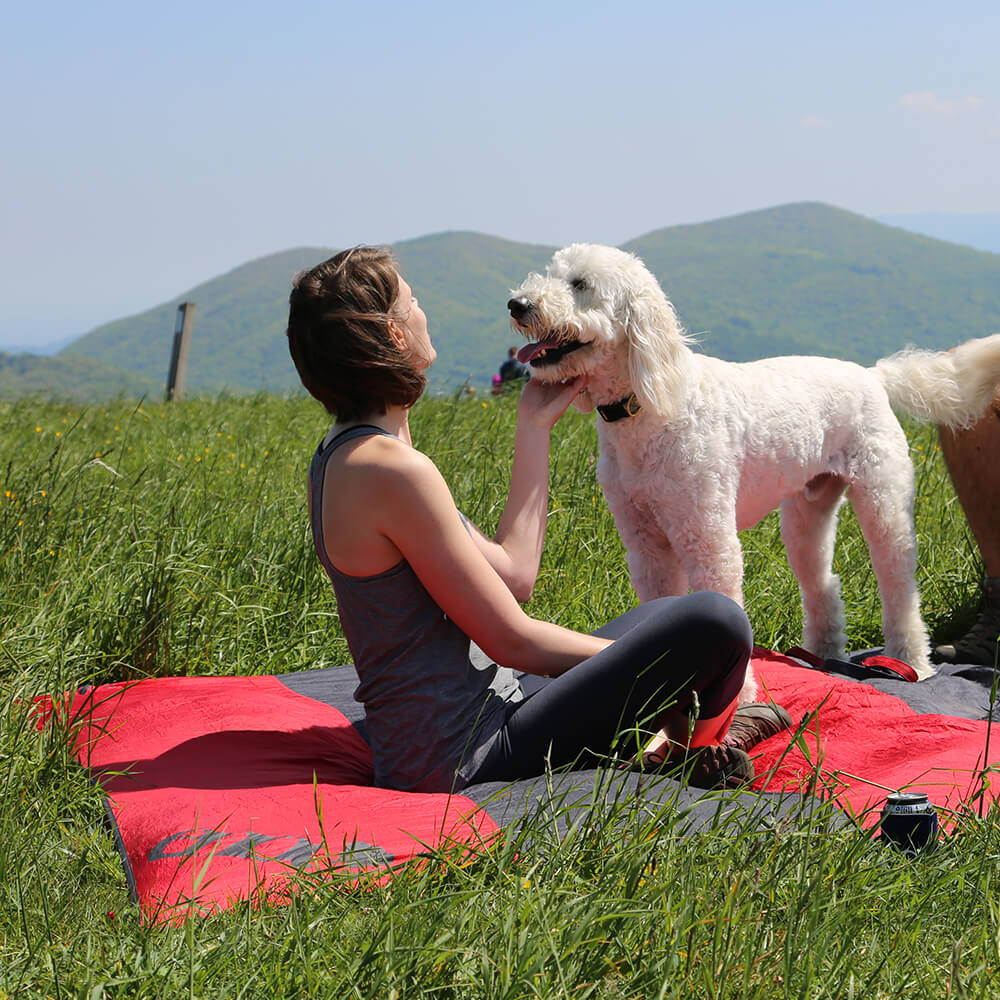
[570,277,590,292]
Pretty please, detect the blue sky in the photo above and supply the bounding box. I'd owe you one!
[2,0,998,349]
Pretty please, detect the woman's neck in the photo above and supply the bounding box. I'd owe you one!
[332,405,412,447]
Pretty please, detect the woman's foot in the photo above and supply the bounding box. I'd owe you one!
[640,744,754,790]
[721,703,792,754]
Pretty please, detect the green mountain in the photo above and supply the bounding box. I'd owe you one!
[624,202,1000,363]
[56,238,555,397]
[57,247,333,398]
[41,202,1000,400]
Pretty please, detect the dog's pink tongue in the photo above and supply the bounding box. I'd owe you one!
[517,342,547,364]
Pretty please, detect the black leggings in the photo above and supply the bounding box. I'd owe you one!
[470,591,752,783]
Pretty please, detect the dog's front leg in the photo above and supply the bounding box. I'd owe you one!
[609,500,689,602]
[658,516,757,704]
[667,518,758,703]
[624,505,757,704]
[669,519,746,608]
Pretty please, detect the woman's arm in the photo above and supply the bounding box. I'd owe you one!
[378,440,610,676]
[468,374,588,601]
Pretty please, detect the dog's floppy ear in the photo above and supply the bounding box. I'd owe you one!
[622,276,692,420]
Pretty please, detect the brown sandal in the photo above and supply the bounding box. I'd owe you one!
[639,744,754,790]
[721,703,793,754]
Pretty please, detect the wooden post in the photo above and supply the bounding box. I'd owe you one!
[166,302,196,402]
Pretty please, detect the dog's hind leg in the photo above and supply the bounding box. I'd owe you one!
[846,468,934,679]
[780,475,849,660]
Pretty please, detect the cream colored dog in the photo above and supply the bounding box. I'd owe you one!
[509,243,1000,690]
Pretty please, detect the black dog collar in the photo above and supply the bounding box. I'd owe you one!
[596,392,642,423]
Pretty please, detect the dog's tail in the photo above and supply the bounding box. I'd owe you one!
[872,333,1000,429]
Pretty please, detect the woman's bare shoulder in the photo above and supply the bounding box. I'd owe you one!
[338,433,438,483]
[324,435,448,522]
[319,435,446,574]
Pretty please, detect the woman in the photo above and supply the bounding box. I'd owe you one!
[287,247,784,794]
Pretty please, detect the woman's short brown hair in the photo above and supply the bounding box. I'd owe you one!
[287,246,427,419]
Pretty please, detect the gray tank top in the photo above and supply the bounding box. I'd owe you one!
[308,425,521,792]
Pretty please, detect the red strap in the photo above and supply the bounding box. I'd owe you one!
[784,645,823,668]
[784,646,918,683]
[859,654,919,683]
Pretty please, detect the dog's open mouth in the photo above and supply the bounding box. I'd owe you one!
[517,336,586,368]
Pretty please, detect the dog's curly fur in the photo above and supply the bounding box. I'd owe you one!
[509,243,1000,692]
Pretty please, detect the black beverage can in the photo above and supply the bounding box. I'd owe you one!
[879,792,938,852]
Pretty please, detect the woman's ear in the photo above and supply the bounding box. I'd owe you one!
[387,320,407,352]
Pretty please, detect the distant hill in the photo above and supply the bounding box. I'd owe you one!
[58,247,333,398]
[42,202,1000,400]
[878,212,1000,255]
[0,351,157,401]
[0,332,79,357]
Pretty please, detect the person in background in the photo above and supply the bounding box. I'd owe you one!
[499,346,530,385]
[286,246,791,795]
[934,386,1000,666]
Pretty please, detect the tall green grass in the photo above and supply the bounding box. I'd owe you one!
[2,391,998,998]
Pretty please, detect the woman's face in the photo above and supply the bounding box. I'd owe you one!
[395,273,436,368]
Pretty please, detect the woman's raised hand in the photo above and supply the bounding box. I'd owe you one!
[517,374,589,431]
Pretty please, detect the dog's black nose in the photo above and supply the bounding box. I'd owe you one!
[507,297,533,321]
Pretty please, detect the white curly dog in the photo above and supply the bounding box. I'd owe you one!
[508,243,1000,692]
